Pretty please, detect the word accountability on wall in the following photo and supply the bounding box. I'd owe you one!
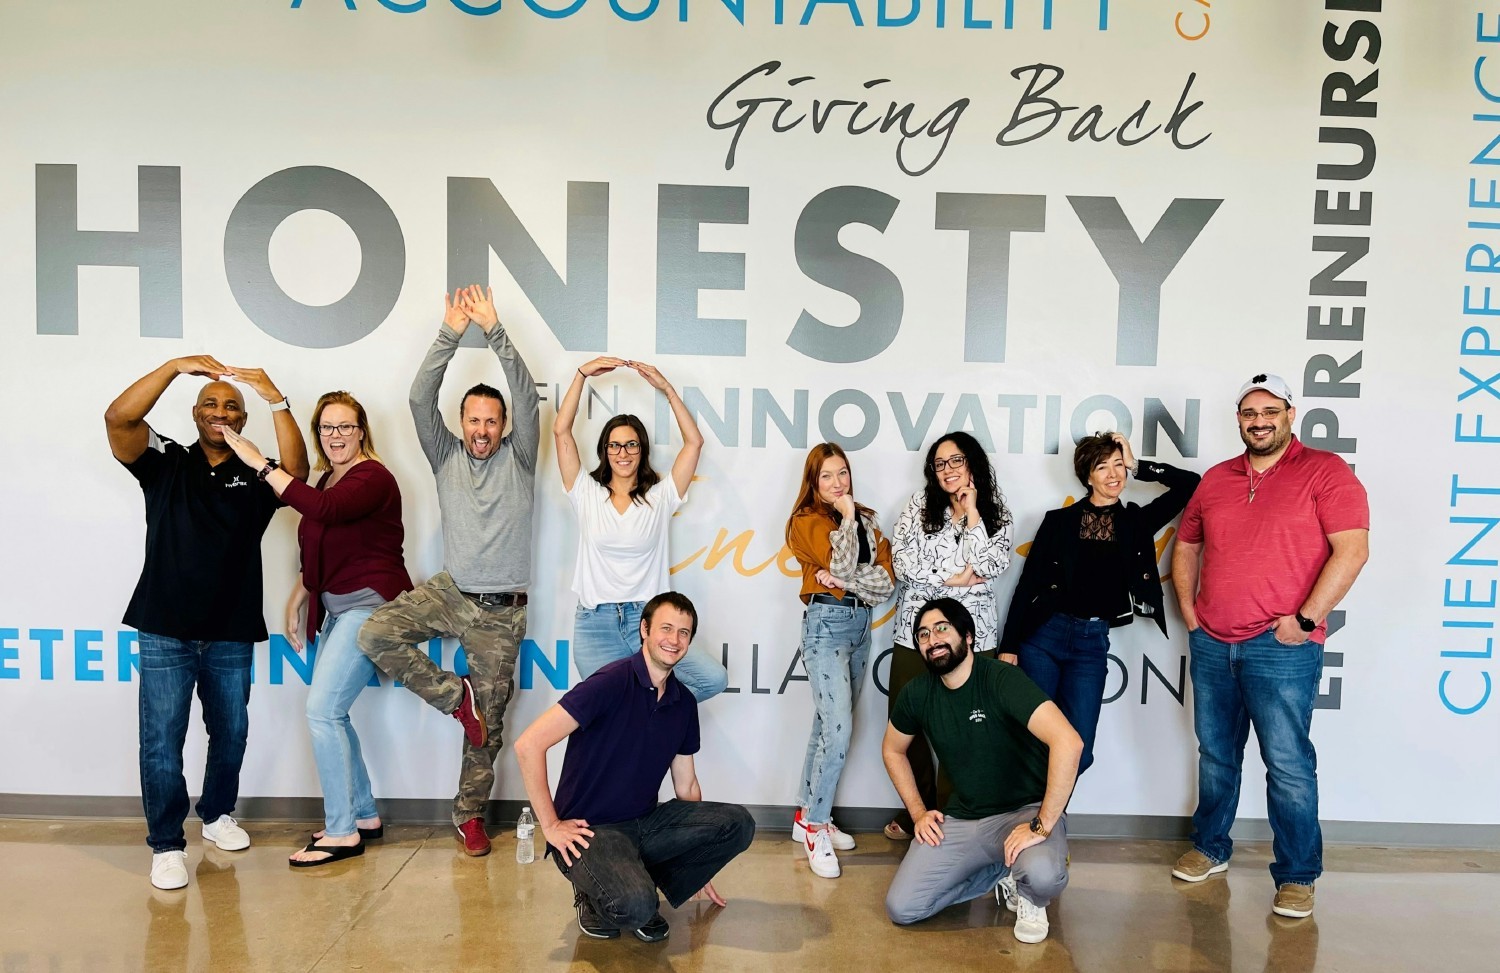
[288,0,1113,33]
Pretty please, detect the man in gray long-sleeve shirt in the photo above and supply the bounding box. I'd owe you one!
[358,285,540,857]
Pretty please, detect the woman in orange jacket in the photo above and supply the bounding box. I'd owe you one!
[784,442,895,880]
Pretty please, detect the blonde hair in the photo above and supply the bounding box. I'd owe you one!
[309,391,381,473]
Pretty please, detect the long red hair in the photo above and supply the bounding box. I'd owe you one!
[784,442,875,543]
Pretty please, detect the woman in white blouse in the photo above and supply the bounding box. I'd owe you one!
[553,357,727,701]
[882,431,1014,839]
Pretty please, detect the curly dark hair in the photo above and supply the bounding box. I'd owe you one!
[920,431,1011,535]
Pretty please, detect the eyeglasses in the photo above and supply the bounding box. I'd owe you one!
[1238,408,1285,421]
[915,621,954,645]
[931,455,968,473]
[317,423,359,437]
[606,441,642,455]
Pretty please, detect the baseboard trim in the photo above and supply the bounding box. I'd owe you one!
[2,794,1496,848]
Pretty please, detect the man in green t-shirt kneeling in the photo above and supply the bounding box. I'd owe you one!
[883,597,1084,944]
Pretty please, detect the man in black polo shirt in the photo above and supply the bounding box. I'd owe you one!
[105,354,309,891]
[883,597,1083,944]
[514,592,754,943]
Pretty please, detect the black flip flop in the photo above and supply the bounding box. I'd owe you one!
[289,840,366,868]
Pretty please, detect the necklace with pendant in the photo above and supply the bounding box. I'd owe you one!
[1247,464,1275,503]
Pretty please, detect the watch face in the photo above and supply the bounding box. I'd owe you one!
[1298,614,1316,631]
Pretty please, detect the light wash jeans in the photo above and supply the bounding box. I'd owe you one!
[1188,627,1324,886]
[797,600,872,823]
[572,601,729,703]
[307,608,381,838]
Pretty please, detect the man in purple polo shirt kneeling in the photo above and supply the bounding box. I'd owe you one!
[514,592,755,943]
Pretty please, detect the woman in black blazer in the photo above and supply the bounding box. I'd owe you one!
[999,432,1199,774]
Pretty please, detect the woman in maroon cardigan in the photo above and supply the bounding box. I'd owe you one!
[219,391,412,867]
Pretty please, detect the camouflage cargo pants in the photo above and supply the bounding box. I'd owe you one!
[357,571,526,826]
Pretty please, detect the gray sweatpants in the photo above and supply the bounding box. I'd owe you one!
[885,803,1069,925]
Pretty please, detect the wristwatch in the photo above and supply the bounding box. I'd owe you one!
[257,458,280,481]
[1295,611,1317,632]
[269,397,290,412]
[1029,815,1050,838]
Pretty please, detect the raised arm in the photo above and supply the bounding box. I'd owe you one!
[512,703,594,865]
[1003,701,1082,866]
[225,366,308,480]
[408,293,469,472]
[633,362,704,497]
[460,285,540,472]
[104,355,228,463]
[555,357,627,491]
[1133,456,1202,536]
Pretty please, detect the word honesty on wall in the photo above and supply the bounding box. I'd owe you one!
[34,165,1220,364]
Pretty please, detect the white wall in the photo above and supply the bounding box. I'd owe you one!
[1,0,1495,825]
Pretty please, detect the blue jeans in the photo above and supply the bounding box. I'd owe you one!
[573,601,728,703]
[307,608,381,838]
[798,601,872,823]
[550,799,756,927]
[1016,613,1111,774]
[1188,627,1324,886]
[137,633,253,853]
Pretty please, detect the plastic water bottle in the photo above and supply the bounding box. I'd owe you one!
[516,806,536,864]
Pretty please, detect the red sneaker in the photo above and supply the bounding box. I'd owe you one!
[456,818,491,857]
[451,675,488,748]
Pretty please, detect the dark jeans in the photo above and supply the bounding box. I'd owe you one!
[887,643,997,831]
[1016,613,1111,774]
[1188,627,1324,886]
[550,800,755,930]
[137,633,253,852]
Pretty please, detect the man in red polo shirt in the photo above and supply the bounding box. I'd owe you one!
[1169,373,1369,920]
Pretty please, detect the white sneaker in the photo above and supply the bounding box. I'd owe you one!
[995,873,1018,913]
[792,810,855,851]
[804,828,841,879]
[1012,887,1050,944]
[150,850,189,890]
[202,814,250,851]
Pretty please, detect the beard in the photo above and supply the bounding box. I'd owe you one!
[921,639,970,676]
[1240,423,1291,456]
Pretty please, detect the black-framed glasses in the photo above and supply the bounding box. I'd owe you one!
[606,440,642,455]
[1238,407,1285,421]
[932,455,968,473]
[317,423,359,437]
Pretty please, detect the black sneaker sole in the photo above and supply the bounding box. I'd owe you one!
[578,914,620,939]
[632,923,669,943]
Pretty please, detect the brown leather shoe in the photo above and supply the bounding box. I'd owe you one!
[456,818,491,857]
[1171,849,1229,882]
[1272,882,1315,918]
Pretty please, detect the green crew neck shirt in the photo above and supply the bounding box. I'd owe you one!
[891,655,1052,820]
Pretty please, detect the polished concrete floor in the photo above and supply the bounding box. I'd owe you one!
[0,817,1496,972]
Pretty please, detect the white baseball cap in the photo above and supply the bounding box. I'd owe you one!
[1236,373,1294,407]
